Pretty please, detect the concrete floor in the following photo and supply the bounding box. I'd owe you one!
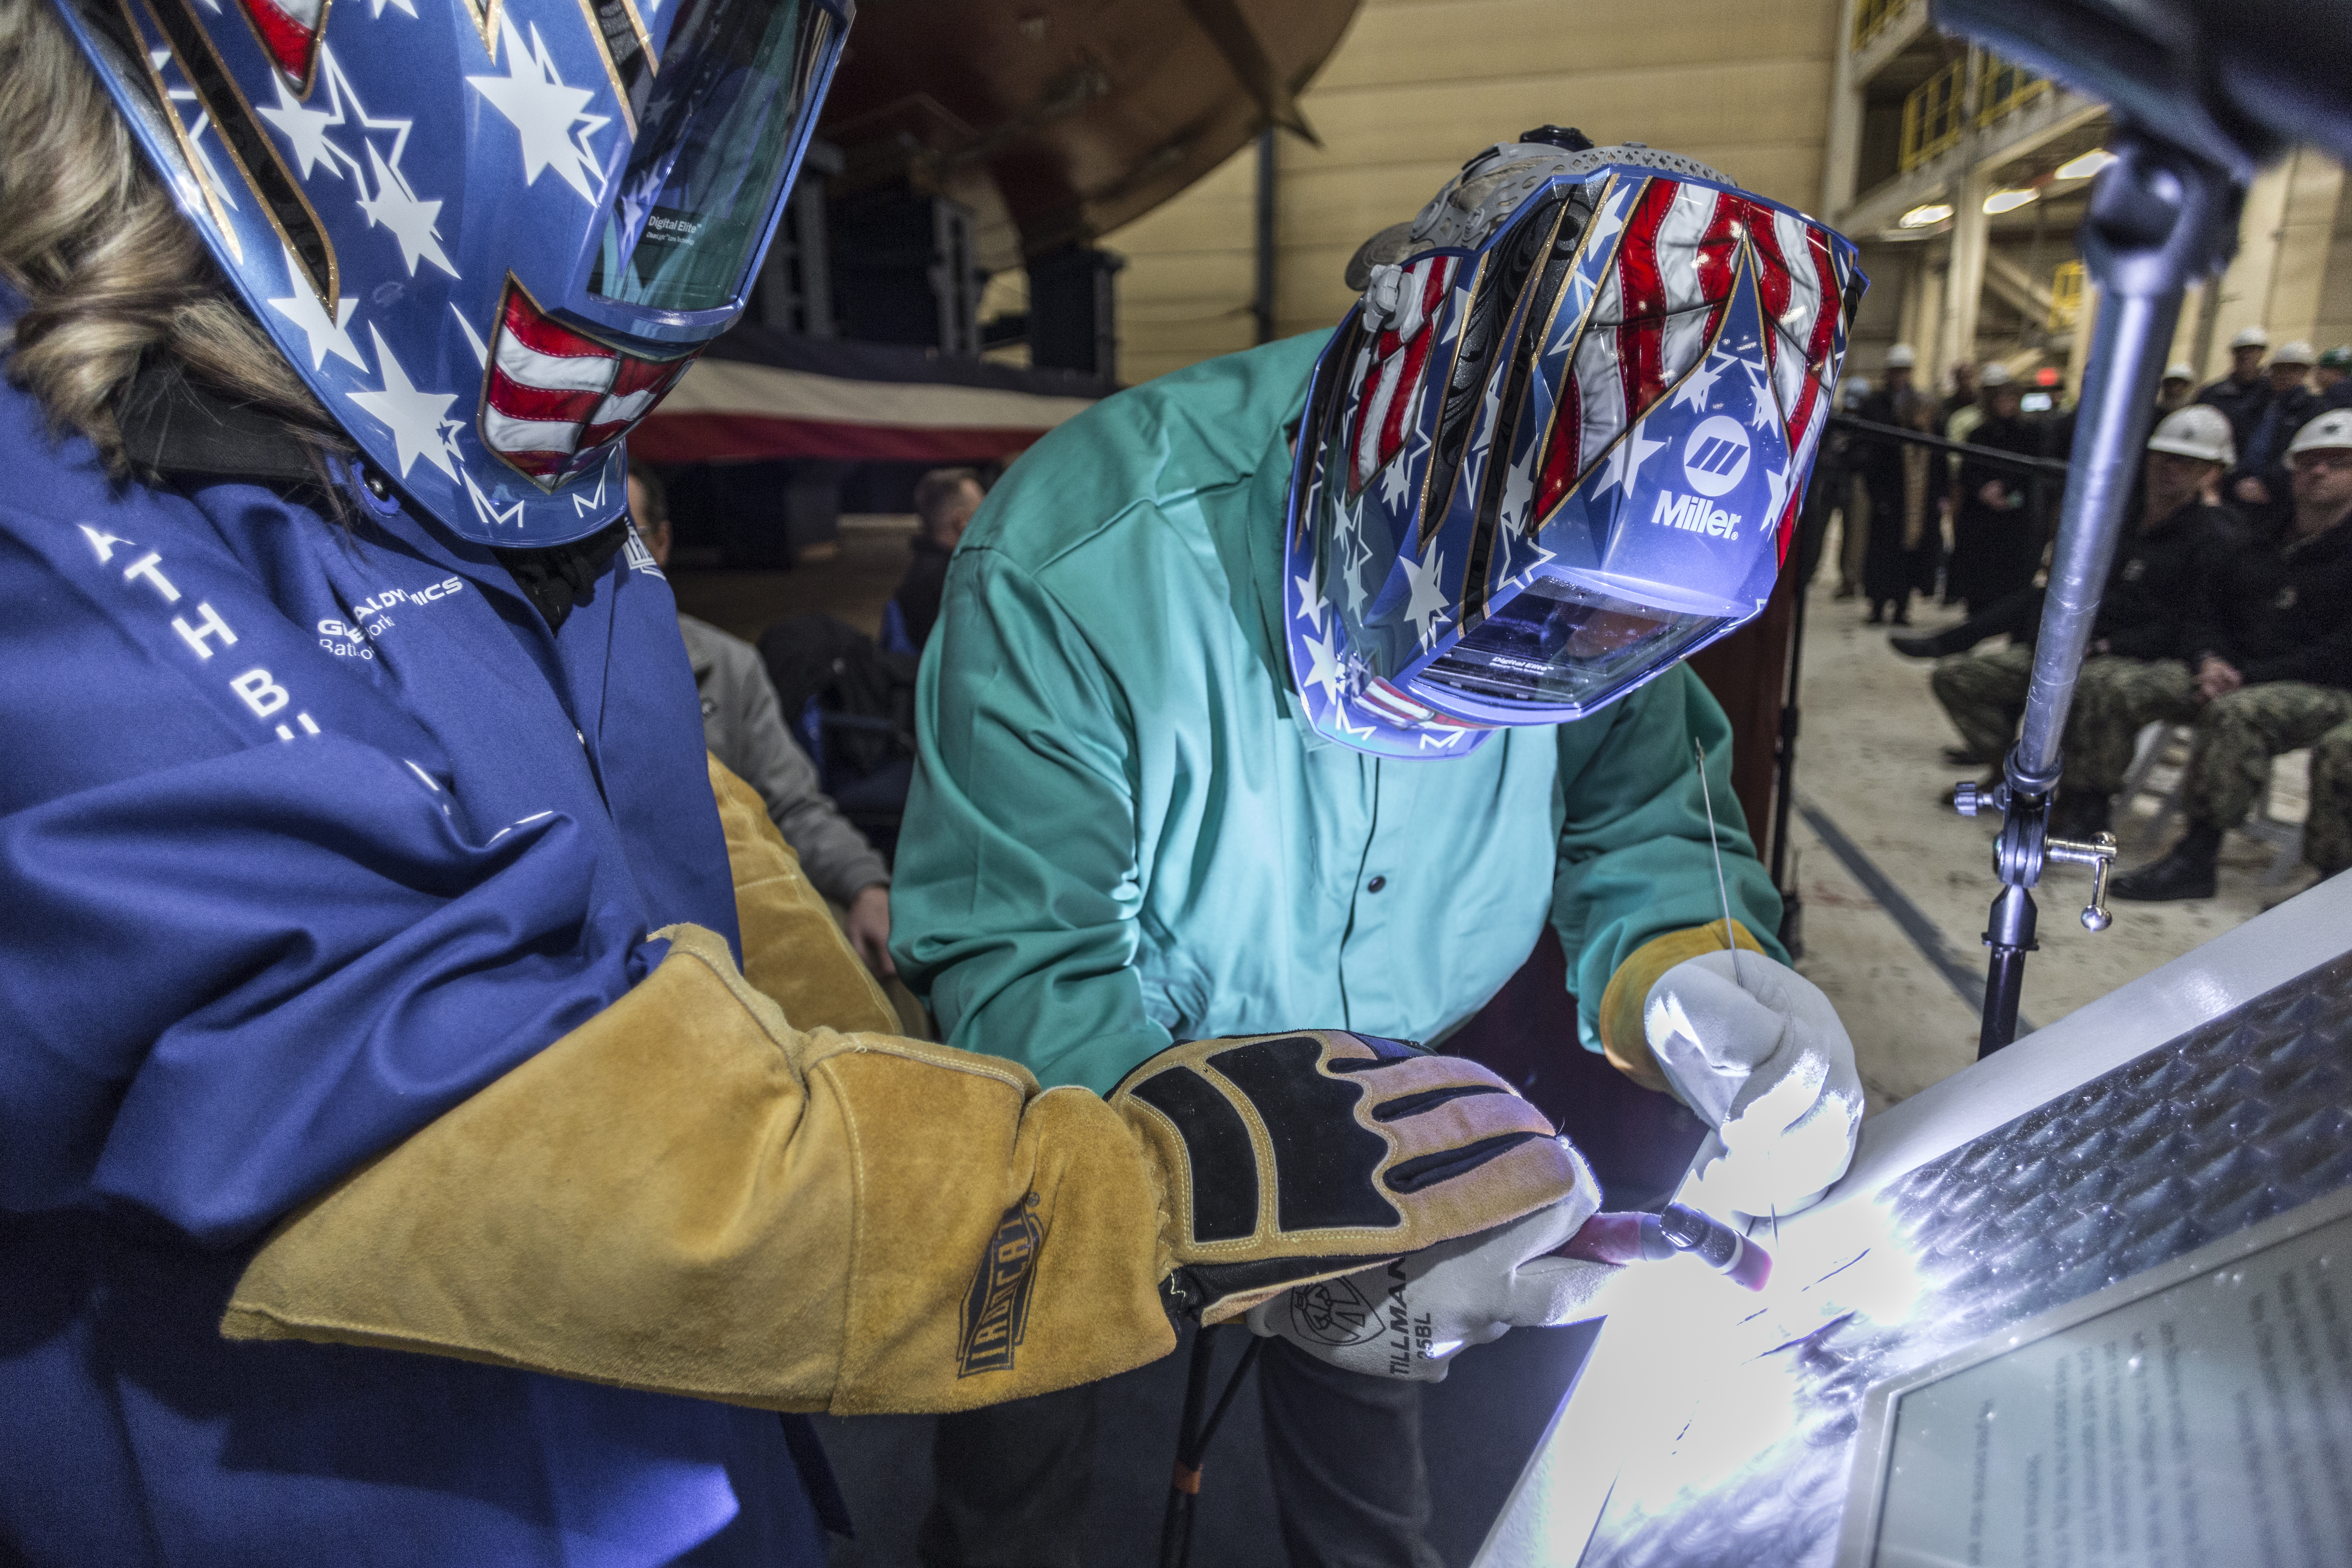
[668,511,2308,1565]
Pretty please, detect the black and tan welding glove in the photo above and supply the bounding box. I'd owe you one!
[221,773,1577,1414]
[1111,1031,1584,1325]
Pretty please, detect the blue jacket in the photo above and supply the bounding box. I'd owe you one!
[0,361,829,1564]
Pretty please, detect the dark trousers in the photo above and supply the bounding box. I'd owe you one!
[918,1336,1439,1568]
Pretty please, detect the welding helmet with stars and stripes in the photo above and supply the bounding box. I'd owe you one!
[48,0,849,546]
[1283,130,1864,758]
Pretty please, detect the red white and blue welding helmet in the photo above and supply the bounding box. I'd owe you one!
[1284,131,1864,757]
[50,0,849,544]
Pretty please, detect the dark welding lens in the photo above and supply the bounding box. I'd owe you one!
[591,0,843,313]
[1420,576,1725,708]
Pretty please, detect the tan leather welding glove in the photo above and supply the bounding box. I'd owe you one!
[222,762,1576,1414]
[708,754,899,1037]
[220,938,1577,1415]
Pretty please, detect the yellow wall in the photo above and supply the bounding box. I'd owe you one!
[1109,0,1846,384]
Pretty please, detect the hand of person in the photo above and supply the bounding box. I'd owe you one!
[2233,475,2271,506]
[1245,1149,1614,1383]
[1112,1031,1588,1325]
[1978,480,2009,509]
[2196,655,2243,702]
[1642,952,1863,1219]
[843,883,895,977]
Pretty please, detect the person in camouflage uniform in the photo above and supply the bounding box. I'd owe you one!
[2255,719,2352,908]
[2094,408,2352,900]
[1928,407,2240,802]
[2303,722,2352,882]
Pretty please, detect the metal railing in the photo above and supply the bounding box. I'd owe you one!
[1852,0,1913,51]
[1898,47,2052,172]
[2047,259,2087,332]
[1901,57,1972,170]
[1976,51,2052,126]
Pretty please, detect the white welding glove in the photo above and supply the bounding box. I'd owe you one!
[1644,950,1863,1220]
[1244,1145,1613,1383]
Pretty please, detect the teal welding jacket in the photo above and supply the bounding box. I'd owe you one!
[889,332,1786,1096]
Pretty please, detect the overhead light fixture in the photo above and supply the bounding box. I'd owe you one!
[2056,148,2114,182]
[1899,203,1954,228]
[1984,187,2039,214]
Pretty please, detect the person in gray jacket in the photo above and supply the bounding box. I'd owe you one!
[628,470,895,974]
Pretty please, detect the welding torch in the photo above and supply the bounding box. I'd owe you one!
[1158,1200,1768,1567]
[1555,1203,1773,1291]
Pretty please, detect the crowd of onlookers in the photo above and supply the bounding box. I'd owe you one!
[1801,330,2352,910]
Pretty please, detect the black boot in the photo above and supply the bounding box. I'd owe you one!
[1866,602,1885,625]
[2049,791,2113,842]
[2111,822,2223,902]
[1893,626,1972,659]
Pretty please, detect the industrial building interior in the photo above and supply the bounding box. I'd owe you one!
[619,2,2352,1562]
[5,0,2348,1563]
[658,0,2345,1149]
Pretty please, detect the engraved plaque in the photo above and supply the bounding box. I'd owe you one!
[1843,1191,2352,1568]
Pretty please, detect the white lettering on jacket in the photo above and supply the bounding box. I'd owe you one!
[173,602,238,659]
[231,668,290,718]
[123,552,182,603]
[76,526,321,742]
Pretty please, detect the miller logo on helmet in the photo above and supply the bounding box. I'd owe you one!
[50,0,853,546]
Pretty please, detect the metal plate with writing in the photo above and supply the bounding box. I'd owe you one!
[1844,1189,2352,1567]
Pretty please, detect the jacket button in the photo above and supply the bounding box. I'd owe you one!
[1366,875,1387,892]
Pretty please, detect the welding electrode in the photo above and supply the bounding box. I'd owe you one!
[1553,1205,1772,1290]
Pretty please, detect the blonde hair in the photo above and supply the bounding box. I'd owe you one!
[0,0,343,474]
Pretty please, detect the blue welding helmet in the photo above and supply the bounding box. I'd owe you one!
[50,0,850,545]
[1283,134,1864,757]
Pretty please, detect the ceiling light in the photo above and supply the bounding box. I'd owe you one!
[1984,187,2039,214]
[2056,148,2114,182]
[1899,203,1954,229]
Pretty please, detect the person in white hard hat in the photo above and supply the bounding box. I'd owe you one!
[2078,406,2352,900]
[1927,406,2245,813]
[2158,361,2198,414]
[2230,341,2321,523]
[2198,324,2276,455]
